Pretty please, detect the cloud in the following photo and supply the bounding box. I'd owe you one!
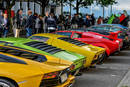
[114,0,130,10]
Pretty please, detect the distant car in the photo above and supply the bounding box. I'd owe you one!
[0,52,75,87]
[0,38,86,74]
[70,26,130,48]
[29,33,106,67]
[100,24,128,30]
[55,31,123,57]
[88,25,130,47]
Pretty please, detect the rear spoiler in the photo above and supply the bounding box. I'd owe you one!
[108,31,122,40]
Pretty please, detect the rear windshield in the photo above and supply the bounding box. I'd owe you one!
[24,41,63,54]
[56,32,72,37]
[87,30,110,35]
[58,37,87,46]
[0,46,47,63]
[0,54,27,64]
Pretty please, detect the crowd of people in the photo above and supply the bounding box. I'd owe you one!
[0,9,105,38]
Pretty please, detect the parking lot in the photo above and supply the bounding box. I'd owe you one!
[74,48,130,87]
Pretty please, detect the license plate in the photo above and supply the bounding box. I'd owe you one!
[99,54,103,58]
[68,83,73,87]
[61,73,68,83]
[74,69,80,76]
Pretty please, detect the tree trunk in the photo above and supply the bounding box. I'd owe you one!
[34,2,36,13]
[110,5,112,16]
[20,1,22,9]
[76,0,79,14]
[103,6,105,18]
[27,0,30,10]
[7,7,12,31]
[41,4,45,16]
[60,0,63,16]
[69,1,72,16]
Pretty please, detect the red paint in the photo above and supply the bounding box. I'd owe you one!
[55,31,123,56]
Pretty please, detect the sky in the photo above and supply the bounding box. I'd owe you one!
[64,0,130,18]
[115,0,130,10]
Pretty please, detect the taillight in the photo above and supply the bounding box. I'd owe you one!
[43,72,59,79]
[94,55,98,59]
[83,59,86,65]
[70,64,75,71]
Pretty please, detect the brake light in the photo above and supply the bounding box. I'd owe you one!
[43,72,59,79]
[83,59,86,65]
[94,55,98,59]
[70,64,75,71]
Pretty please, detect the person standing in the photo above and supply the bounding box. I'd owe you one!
[46,13,57,33]
[0,11,4,37]
[65,16,71,30]
[128,20,130,31]
[85,15,91,28]
[33,13,38,34]
[91,13,95,25]
[2,14,10,37]
[38,15,43,33]
[25,10,34,37]
[78,15,84,28]
[57,15,64,30]
[71,14,79,29]
[14,9,23,38]
[97,16,103,25]
[44,12,49,33]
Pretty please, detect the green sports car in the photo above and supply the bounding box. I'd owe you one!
[0,37,86,74]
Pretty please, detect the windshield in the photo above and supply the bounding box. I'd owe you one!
[110,27,121,32]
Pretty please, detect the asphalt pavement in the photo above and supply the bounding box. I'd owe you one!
[74,48,130,87]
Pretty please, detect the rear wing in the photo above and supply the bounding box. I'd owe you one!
[108,31,122,40]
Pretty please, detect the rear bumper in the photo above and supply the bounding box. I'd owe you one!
[91,51,105,64]
[71,59,86,72]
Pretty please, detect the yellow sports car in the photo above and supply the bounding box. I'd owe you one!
[0,45,79,73]
[30,33,106,67]
[0,45,73,66]
[0,52,75,87]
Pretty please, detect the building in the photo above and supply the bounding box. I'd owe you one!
[0,1,61,16]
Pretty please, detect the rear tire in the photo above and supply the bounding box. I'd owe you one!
[0,79,16,87]
[97,53,107,65]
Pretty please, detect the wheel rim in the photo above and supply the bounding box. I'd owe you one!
[0,82,10,87]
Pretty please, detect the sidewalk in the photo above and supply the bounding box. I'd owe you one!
[117,70,130,87]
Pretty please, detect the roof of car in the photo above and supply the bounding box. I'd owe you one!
[0,37,35,43]
[33,33,68,38]
[100,24,128,29]
[57,30,83,33]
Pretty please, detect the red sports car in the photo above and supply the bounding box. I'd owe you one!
[55,31,123,57]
